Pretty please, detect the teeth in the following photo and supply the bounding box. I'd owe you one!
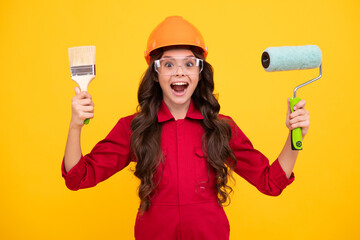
[171,82,188,86]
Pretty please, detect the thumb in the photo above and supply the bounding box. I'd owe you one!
[74,86,81,95]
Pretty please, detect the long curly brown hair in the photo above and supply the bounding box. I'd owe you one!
[130,47,237,215]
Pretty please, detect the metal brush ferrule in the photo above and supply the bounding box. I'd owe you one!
[294,64,322,98]
[70,64,96,76]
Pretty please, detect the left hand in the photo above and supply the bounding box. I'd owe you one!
[286,99,310,137]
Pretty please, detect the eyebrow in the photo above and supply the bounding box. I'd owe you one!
[162,55,195,58]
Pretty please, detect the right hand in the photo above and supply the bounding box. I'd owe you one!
[70,86,94,129]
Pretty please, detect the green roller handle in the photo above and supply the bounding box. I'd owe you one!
[289,97,302,150]
[84,118,90,125]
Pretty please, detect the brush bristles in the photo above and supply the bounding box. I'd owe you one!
[68,46,96,67]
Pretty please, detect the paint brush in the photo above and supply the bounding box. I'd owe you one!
[68,46,96,124]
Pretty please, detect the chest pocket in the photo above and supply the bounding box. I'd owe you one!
[194,147,210,184]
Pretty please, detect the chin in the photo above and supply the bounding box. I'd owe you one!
[165,94,191,106]
[171,98,190,105]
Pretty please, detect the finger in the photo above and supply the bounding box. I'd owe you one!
[291,120,310,129]
[80,91,92,100]
[290,109,309,119]
[72,98,92,108]
[78,112,94,120]
[289,114,310,125]
[78,105,94,113]
[293,99,306,111]
[83,112,94,119]
[82,91,92,99]
[74,90,92,100]
[77,98,93,106]
[74,86,81,95]
[72,102,94,113]
[73,94,93,104]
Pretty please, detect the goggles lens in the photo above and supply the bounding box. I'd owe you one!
[154,57,203,75]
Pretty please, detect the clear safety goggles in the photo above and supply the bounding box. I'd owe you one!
[154,57,204,76]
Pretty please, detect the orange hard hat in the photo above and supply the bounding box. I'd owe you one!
[144,16,208,65]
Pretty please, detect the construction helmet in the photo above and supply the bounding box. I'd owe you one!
[144,16,208,65]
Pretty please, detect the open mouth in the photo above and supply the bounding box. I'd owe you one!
[170,82,189,94]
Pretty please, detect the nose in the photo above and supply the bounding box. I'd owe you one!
[174,65,186,76]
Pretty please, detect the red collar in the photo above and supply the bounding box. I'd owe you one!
[157,99,204,122]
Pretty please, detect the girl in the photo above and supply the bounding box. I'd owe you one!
[62,16,309,240]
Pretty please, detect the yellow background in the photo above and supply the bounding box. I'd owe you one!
[1,0,359,239]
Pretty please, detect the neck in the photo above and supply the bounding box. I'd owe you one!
[164,99,191,120]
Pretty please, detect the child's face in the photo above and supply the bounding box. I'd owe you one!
[157,48,200,109]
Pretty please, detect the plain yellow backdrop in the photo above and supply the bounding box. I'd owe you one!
[1,0,359,239]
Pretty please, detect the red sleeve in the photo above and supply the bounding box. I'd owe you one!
[223,115,294,196]
[61,115,135,191]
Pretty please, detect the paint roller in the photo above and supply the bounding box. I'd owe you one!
[261,45,322,150]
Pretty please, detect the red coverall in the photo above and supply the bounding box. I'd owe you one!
[61,99,294,240]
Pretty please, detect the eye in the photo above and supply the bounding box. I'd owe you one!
[185,61,194,67]
[164,62,174,68]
